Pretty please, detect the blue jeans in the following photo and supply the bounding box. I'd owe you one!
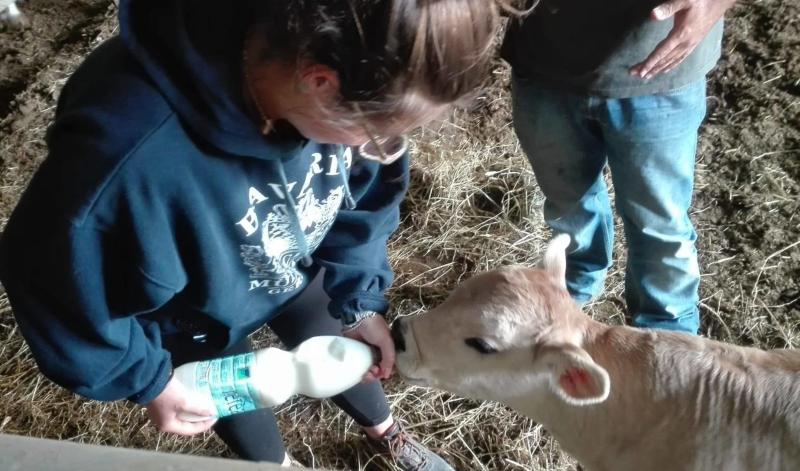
[512,74,707,334]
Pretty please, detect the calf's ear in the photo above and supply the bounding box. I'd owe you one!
[542,234,570,289]
[534,343,610,406]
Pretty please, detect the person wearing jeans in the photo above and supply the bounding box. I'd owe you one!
[512,78,706,333]
[503,0,737,334]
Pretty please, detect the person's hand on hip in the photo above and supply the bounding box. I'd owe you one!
[631,0,736,79]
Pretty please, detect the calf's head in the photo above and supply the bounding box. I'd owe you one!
[394,235,610,407]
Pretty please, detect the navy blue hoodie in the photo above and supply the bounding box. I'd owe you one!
[0,0,408,404]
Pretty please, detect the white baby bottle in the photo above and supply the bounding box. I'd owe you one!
[173,336,375,421]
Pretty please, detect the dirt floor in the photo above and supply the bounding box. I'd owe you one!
[694,0,799,347]
[0,1,798,470]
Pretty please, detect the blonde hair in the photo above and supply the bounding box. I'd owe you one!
[255,0,510,129]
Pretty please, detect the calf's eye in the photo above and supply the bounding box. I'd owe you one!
[465,337,498,354]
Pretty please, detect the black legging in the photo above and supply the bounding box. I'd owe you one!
[165,272,391,463]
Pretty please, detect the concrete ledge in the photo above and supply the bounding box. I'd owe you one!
[0,433,318,470]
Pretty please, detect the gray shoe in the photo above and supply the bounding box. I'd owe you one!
[367,422,455,471]
[281,452,302,468]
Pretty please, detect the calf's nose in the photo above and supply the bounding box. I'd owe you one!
[391,319,406,352]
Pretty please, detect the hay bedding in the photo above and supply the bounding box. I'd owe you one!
[0,1,797,470]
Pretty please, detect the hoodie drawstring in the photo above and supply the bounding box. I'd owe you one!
[338,146,357,210]
[277,165,313,267]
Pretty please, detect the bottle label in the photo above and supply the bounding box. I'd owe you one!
[194,352,259,417]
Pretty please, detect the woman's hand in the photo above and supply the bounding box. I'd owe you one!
[343,315,395,381]
[145,376,218,436]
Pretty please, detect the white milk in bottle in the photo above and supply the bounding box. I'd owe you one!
[173,336,375,421]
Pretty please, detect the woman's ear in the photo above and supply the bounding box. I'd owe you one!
[533,343,610,406]
[296,64,340,100]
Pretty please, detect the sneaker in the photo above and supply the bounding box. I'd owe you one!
[281,452,302,468]
[367,421,455,471]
